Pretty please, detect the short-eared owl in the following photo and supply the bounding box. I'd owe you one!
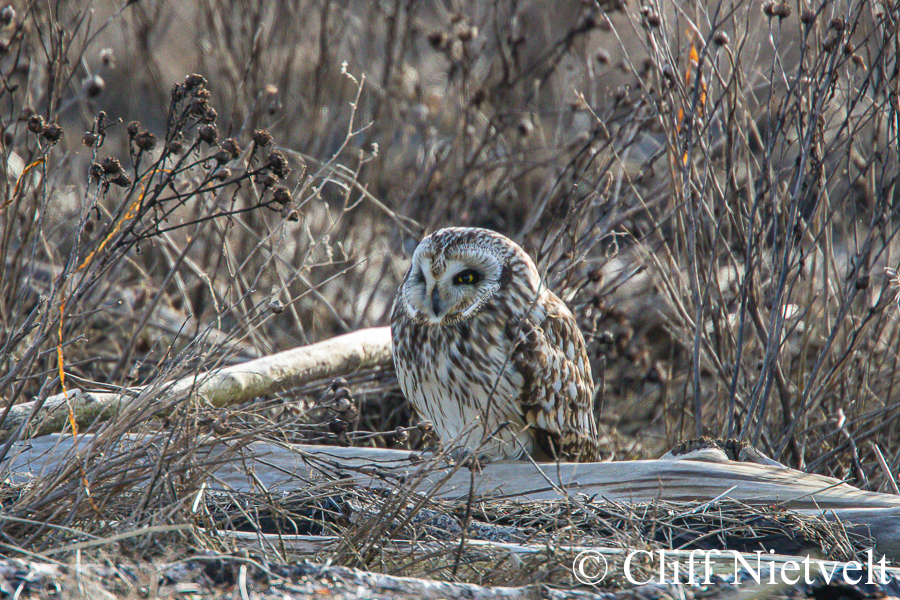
[391,227,599,462]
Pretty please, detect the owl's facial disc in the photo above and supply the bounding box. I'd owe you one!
[404,242,505,324]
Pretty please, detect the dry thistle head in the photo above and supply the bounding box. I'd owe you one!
[183,73,207,91]
[26,113,44,134]
[252,129,274,147]
[267,150,290,179]
[134,130,156,151]
[82,75,105,98]
[166,136,185,154]
[0,5,15,25]
[272,185,291,205]
[99,47,115,67]
[40,123,63,144]
[198,124,218,144]
[221,138,241,159]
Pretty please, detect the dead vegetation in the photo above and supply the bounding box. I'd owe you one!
[0,0,899,596]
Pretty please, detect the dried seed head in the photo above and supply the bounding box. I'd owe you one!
[426,30,446,49]
[134,130,156,151]
[221,138,241,159]
[645,10,661,27]
[166,137,185,154]
[126,121,140,137]
[0,5,15,25]
[201,106,217,123]
[256,171,278,187]
[800,9,816,24]
[456,25,477,41]
[771,1,791,18]
[82,75,105,98]
[268,299,284,314]
[267,150,290,179]
[713,30,730,46]
[252,129,274,147]
[273,185,291,205]
[282,206,300,222]
[212,150,231,164]
[89,162,104,180]
[41,123,63,144]
[214,167,232,181]
[99,47,115,67]
[26,114,44,134]
[83,132,99,147]
[517,118,533,138]
[111,173,132,187]
[184,73,207,90]
[100,156,124,175]
[829,16,845,30]
[198,124,218,144]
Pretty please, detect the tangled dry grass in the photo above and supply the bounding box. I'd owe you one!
[0,0,898,595]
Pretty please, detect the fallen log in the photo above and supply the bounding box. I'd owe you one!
[6,434,900,560]
[0,327,393,443]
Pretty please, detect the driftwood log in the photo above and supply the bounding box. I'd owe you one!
[6,434,900,560]
[0,327,393,442]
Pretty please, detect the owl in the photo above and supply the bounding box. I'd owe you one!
[390,227,599,462]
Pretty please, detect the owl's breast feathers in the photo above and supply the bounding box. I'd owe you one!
[507,291,600,462]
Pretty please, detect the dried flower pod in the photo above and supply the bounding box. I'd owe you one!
[41,123,63,143]
[256,171,278,187]
[198,124,218,144]
[89,162,104,180]
[126,121,140,137]
[183,73,207,90]
[282,206,300,222]
[221,138,241,159]
[100,156,124,175]
[268,299,284,314]
[714,30,730,45]
[166,137,185,154]
[0,5,15,25]
[214,167,232,181]
[273,185,291,205]
[82,75,105,98]
[111,173,132,187]
[99,47,115,67]
[134,130,156,151]
[252,129,274,147]
[800,9,816,24]
[267,150,290,179]
[83,132,99,147]
[771,1,791,18]
[201,107,217,123]
[212,150,231,164]
[26,114,44,134]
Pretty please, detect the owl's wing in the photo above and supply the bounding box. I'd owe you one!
[508,292,599,462]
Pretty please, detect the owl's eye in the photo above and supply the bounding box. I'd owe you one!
[452,269,480,285]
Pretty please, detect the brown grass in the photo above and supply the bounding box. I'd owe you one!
[0,0,897,589]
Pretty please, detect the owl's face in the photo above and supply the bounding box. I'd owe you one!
[398,228,537,325]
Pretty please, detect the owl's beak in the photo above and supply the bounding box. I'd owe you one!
[430,287,445,318]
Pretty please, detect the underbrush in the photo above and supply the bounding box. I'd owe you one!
[0,0,897,585]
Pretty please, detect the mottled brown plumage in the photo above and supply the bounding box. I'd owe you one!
[391,227,599,462]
